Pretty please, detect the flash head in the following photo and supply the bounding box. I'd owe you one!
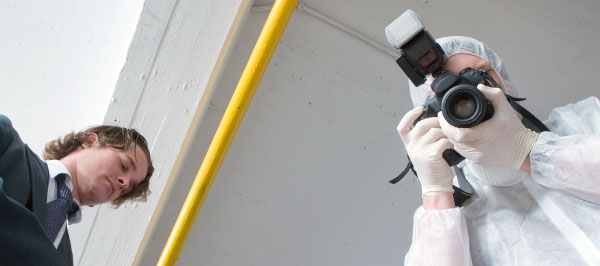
[385,10,424,49]
[385,10,446,86]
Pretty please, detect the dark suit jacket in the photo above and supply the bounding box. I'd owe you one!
[0,115,72,266]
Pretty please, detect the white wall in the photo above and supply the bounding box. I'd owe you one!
[0,0,143,154]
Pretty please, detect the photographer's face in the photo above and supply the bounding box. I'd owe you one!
[443,54,505,93]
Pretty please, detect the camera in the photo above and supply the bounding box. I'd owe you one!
[386,10,500,165]
[385,10,497,129]
[385,11,548,205]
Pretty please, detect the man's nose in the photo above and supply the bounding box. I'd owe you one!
[117,176,130,189]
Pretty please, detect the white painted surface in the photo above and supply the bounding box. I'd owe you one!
[146,7,415,266]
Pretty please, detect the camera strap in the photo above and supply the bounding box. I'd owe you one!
[486,68,548,132]
[388,155,415,185]
[506,95,549,132]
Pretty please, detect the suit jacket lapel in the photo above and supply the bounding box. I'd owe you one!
[25,145,49,225]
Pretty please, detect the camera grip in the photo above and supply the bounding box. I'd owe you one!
[442,149,465,166]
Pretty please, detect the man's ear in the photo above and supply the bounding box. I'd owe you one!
[82,132,99,149]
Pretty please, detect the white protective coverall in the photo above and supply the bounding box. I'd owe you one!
[404,36,600,266]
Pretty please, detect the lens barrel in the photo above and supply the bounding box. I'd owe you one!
[441,84,493,128]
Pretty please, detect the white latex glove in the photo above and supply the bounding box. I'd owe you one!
[438,84,539,169]
[398,106,454,196]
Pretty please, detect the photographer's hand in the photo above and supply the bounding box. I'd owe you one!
[438,84,539,171]
[399,106,455,204]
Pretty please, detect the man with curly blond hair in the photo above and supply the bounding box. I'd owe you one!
[0,114,154,266]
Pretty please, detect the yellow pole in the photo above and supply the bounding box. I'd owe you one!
[157,0,298,265]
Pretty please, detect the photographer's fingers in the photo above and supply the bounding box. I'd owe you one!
[421,127,446,145]
[477,84,506,109]
[437,111,459,138]
[433,137,455,154]
[398,106,424,141]
[437,112,475,143]
[410,117,440,138]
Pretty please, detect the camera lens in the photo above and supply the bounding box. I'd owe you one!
[452,95,476,118]
[441,84,493,128]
